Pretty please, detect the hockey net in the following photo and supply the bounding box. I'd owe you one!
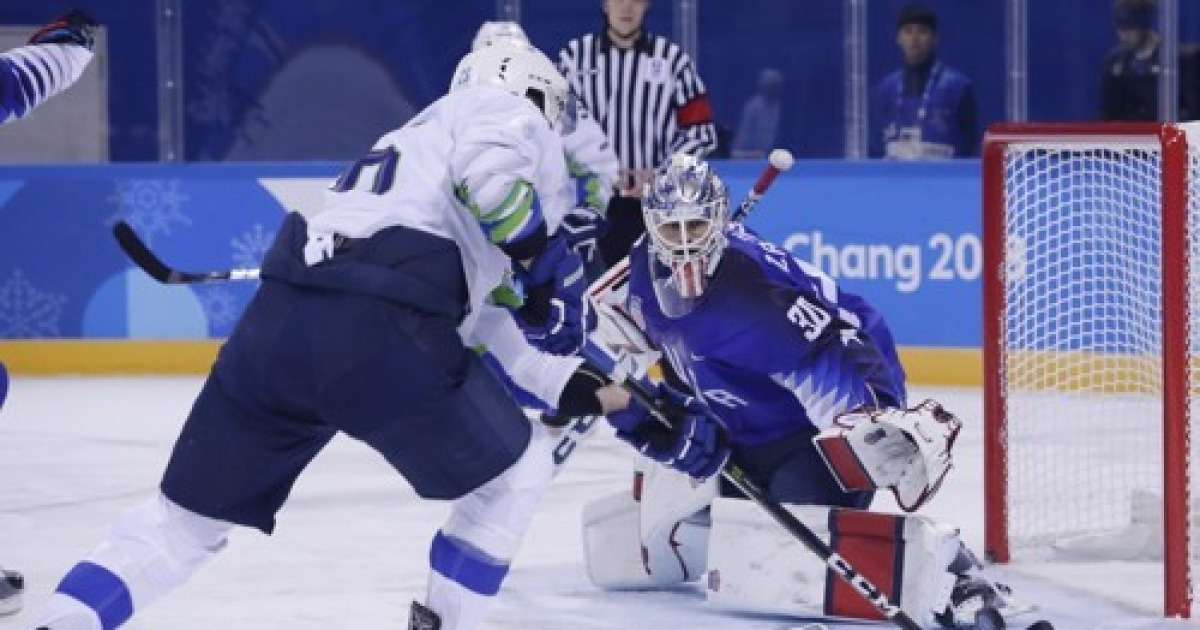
[983,122,1200,618]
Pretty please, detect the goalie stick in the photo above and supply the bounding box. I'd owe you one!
[112,221,260,284]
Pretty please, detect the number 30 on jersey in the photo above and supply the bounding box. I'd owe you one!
[787,294,831,341]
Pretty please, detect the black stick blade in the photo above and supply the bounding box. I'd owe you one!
[112,220,174,283]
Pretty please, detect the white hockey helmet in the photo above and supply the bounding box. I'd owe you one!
[450,45,577,135]
[472,21,531,51]
[643,153,731,314]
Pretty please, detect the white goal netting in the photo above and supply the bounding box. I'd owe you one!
[988,123,1200,615]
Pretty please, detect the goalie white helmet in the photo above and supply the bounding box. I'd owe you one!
[450,45,577,135]
[642,153,730,316]
[471,21,531,51]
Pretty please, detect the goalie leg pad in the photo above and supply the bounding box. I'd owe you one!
[582,462,717,588]
[581,490,652,588]
[704,498,959,626]
[638,461,718,583]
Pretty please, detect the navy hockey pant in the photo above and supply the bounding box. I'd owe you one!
[161,227,532,534]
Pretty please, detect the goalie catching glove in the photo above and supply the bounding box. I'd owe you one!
[813,400,962,512]
[605,383,730,480]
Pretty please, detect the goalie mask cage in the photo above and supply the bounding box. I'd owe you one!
[983,122,1200,618]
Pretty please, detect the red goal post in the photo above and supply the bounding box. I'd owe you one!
[982,122,1195,618]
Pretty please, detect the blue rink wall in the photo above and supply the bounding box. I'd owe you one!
[0,160,982,384]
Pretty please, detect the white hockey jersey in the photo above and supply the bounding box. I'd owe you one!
[306,85,582,405]
[562,111,619,213]
[0,42,93,124]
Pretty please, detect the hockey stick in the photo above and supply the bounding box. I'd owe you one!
[733,148,794,222]
[579,339,923,630]
[112,220,261,284]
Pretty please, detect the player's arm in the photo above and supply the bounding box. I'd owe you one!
[469,299,628,415]
[563,112,619,213]
[451,102,552,261]
[559,109,618,274]
[452,96,592,354]
[1,9,96,124]
[666,53,718,159]
[751,274,895,419]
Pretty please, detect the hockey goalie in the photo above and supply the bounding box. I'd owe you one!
[580,154,1038,629]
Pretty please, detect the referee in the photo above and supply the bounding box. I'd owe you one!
[559,0,718,269]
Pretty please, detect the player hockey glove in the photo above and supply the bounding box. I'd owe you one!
[514,236,594,355]
[28,9,97,50]
[606,383,730,480]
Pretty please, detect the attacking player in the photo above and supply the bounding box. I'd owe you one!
[471,20,619,284]
[583,154,1033,628]
[1,9,96,125]
[0,7,96,617]
[24,45,727,630]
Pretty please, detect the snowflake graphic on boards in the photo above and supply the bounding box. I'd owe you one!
[0,270,67,338]
[231,223,274,270]
[195,285,239,332]
[109,179,191,243]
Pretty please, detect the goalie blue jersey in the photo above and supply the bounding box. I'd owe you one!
[626,224,907,446]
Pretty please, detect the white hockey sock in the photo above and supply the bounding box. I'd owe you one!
[426,567,495,630]
[423,424,556,629]
[32,493,231,630]
[28,592,102,630]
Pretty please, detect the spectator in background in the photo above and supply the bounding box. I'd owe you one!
[732,67,784,159]
[871,3,977,160]
[559,0,718,270]
[1101,0,1160,120]
[1099,0,1200,121]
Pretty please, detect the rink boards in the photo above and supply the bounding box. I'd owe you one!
[0,160,990,383]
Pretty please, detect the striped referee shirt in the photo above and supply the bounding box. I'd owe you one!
[559,31,717,173]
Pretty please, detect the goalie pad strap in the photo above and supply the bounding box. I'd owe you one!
[825,508,905,621]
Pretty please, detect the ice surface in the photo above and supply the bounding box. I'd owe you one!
[0,378,1192,629]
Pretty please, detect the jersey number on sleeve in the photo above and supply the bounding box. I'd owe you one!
[787,294,832,341]
[331,146,400,195]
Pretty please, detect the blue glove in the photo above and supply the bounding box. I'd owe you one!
[28,9,97,50]
[514,237,594,355]
[558,206,608,276]
[606,384,730,480]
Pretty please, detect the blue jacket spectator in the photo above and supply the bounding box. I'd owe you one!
[871,4,977,160]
